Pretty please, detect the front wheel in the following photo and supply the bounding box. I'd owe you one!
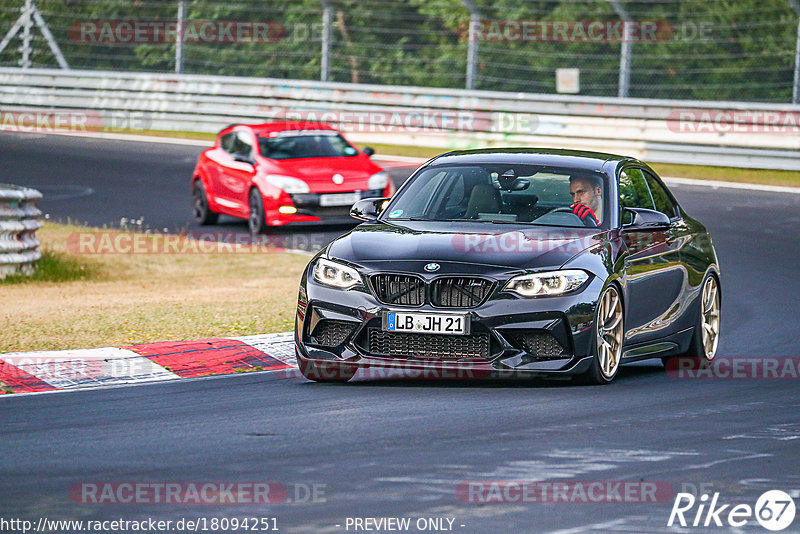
[248,188,268,234]
[580,284,624,385]
[193,181,218,225]
[681,274,721,362]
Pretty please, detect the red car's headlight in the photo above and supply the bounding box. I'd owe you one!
[266,174,310,194]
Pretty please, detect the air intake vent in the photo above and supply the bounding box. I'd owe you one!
[310,320,357,347]
[430,277,493,308]
[367,328,490,359]
[370,274,425,306]
[514,332,567,359]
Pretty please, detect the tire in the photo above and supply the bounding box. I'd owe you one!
[681,274,721,362]
[192,181,218,225]
[580,284,624,385]
[298,358,357,383]
[248,188,268,234]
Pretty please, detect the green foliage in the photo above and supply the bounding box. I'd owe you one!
[0,0,797,101]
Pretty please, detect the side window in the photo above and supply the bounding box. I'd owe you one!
[388,170,447,218]
[442,174,466,212]
[618,168,655,224]
[643,171,679,219]
[231,131,254,156]
[220,132,235,152]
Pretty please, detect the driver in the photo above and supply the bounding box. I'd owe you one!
[569,174,603,225]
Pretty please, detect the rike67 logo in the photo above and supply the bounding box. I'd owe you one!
[668,490,796,531]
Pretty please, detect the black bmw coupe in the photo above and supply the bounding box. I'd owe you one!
[294,148,721,384]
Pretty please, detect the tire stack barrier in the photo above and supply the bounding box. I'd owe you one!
[0,184,42,278]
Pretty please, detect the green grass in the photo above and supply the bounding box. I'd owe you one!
[648,162,800,187]
[101,127,217,142]
[0,249,100,285]
[367,142,444,159]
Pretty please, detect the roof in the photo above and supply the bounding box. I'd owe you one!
[427,147,634,172]
[236,121,338,134]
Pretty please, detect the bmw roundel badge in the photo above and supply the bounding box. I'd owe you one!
[424,263,440,272]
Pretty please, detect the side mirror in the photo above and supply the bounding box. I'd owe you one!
[233,153,255,165]
[350,197,390,221]
[362,147,375,157]
[623,207,671,229]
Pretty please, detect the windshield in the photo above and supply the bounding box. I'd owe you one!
[382,164,608,228]
[258,130,359,159]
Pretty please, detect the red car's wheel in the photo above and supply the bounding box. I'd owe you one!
[248,189,268,234]
[192,181,218,225]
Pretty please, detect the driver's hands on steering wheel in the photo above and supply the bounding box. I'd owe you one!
[570,203,599,225]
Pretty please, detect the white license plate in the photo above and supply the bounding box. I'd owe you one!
[319,192,361,206]
[384,311,469,335]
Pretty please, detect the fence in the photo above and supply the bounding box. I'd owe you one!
[0,184,42,278]
[1,0,800,103]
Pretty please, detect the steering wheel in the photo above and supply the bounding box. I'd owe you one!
[549,207,598,227]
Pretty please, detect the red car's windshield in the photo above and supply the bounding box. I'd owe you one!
[258,131,359,159]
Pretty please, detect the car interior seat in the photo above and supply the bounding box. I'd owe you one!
[465,183,502,218]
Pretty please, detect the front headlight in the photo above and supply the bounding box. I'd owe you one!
[313,258,363,289]
[368,172,389,190]
[266,174,310,194]
[504,270,589,297]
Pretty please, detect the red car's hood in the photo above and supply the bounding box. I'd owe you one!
[266,155,383,193]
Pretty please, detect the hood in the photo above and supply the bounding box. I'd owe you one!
[327,221,607,272]
[268,155,382,192]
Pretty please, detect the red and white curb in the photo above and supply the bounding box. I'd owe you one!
[0,333,299,395]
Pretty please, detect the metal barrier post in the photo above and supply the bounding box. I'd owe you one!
[0,184,42,278]
[321,0,333,82]
[789,0,800,104]
[460,0,479,90]
[608,0,631,98]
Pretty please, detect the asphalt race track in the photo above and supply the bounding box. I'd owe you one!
[2,131,800,533]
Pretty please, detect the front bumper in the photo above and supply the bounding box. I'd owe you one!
[261,189,387,226]
[295,266,605,378]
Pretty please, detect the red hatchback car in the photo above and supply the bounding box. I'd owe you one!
[191,122,394,232]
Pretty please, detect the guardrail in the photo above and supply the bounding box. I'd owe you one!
[1,67,799,170]
[0,184,42,278]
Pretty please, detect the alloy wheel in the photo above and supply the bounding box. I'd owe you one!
[700,276,720,360]
[597,285,624,379]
